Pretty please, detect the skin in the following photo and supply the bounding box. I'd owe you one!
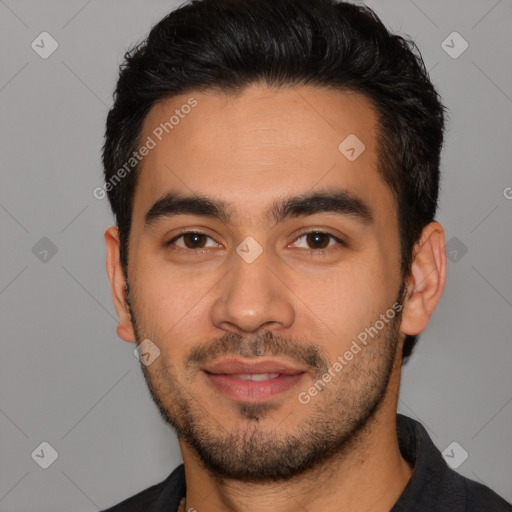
[105,84,447,512]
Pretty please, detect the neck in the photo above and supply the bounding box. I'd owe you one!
[179,358,412,512]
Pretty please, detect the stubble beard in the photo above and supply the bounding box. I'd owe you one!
[127,282,405,483]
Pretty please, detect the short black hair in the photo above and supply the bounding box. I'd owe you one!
[102,0,446,360]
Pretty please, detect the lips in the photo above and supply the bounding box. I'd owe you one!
[229,373,280,381]
[203,358,305,376]
[202,358,306,402]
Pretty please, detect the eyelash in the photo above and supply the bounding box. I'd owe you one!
[165,230,346,254]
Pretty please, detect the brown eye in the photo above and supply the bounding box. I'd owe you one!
[305,232,331,249]
[167,232,218,250]
[182,233,208,249]
[292,231,343,251]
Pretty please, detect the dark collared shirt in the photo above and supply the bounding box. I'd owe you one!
[101,414,512,511]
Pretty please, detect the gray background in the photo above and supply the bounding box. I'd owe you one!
[1,0,511,510]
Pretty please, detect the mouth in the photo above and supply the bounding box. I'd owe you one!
[202,358,307,403]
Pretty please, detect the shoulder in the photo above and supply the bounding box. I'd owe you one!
[461,475,512,511]
[100,482,163,512]
[100,464,186,512]
[393,415,511,511]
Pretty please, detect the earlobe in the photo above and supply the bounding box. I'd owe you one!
[400,222,447,336]
[104,226,137,343]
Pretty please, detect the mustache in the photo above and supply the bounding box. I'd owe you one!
[186,330,329,377]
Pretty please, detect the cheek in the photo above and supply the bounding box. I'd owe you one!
[130,254,214,338]
[279,266,372,349]
[297,257,396,348]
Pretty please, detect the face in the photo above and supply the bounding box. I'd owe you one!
[120,85,407,481]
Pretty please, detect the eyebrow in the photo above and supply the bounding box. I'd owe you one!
[144,189,374,227]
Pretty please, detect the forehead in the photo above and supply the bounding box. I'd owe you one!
[132,84,395,226]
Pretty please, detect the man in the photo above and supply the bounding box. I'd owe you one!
[100,0,512,510]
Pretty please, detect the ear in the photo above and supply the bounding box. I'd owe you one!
[104,226,136,343]
[400,222,447,336]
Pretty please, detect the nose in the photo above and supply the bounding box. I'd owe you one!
[210,248,295,334]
